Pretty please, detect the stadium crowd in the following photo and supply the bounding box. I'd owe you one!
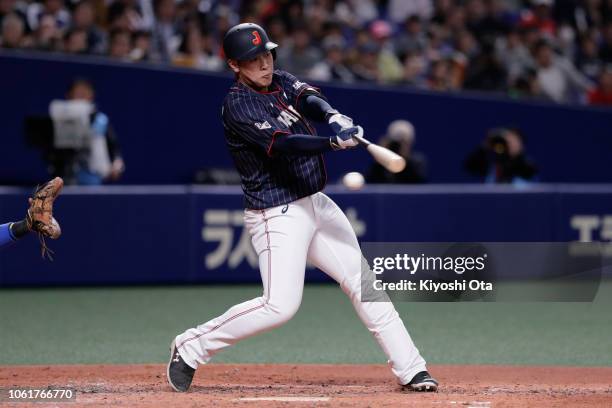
[1,0,612,105]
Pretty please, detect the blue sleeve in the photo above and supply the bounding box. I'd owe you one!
[0,223,17,249]
[299,95,335,123]
[223,97,292,156]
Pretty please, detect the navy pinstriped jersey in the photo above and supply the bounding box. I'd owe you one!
[222,70,326,210]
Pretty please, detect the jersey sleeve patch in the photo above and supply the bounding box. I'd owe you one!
[277,70,321,106]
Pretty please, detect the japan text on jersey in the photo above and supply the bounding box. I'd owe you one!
[222,70,327,210]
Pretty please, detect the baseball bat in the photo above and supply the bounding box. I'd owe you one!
[353,127,406,173]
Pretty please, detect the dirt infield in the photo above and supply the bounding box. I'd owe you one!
[1,364,611,407]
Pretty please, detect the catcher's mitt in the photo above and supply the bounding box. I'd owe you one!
[26,177,64,260]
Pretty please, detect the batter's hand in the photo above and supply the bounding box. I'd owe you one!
[328,113,354,134]
[330,126,362,150]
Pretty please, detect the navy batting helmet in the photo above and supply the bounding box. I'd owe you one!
[223,23,278,61]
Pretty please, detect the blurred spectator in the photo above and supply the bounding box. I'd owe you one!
[1,0,612,106]
[495,28,532,83]
[400,50,428,86]
[465,127,538,184]
[465,0,510,41]
[423,23,453,61]
[276,24,322,77]
[108,29,131,59]
[426,57,461,91]
[556,23,577,59]
[0,0,27,33]
[302,0,328,43]
[519,0,556,37]
[431,0,453,25]
[369,19,403,83]
[348,0,378,25]
[532,39,594,103]
[433,0,467,32]
[71,0,106,54]
[563,0,606,33]
[173,27,223,71]
[308,35,355,82]
[66,79,125,185]
[0,12,27,48]
[464,0,487,38]
[266,17,288,47]
[129,30,152,61]
[107,0,154,33]
[175,0,208,35]
[351,41,380,82]
[33,13,62,51]
[26,0,70,32]
[454,28,479,60]
[151,0,180,62]
[508,67,543,99]
[389,0,433,24]
[276,0,304,32]
[463,40,507,91]
[107,3,130,31]
[520,24,542,51]
[576,34,603,81]
[588,67,612,105]
[367,120,428,184]
[63,28,88,54]
[449,28,475,85]
[600,22,612,62]
[394,15,428,59]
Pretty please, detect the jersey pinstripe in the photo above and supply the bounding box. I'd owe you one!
[222,70,326,210]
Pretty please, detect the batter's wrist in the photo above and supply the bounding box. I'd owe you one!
[329,136,342,151]
[325,109,340,122]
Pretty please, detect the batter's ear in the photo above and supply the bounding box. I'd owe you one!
[227,59,240,74]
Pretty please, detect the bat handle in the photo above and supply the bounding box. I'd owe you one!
[352,135,371,146]
[352,127,371,146]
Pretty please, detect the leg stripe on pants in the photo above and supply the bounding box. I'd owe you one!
[177,212,273,351]
[262,209,271,301]
[177,304,266,350]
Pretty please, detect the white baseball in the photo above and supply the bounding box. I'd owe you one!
[342,172,365,190]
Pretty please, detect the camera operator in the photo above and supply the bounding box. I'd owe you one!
[64,79,125,185]
[367,120,428,184]
[465,127,538,184]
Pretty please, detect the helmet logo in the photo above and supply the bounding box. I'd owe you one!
[251,31,261,45]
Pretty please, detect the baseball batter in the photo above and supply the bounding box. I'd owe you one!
[167,23,438,393]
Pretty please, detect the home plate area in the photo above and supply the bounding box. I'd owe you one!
[1,364,611,407]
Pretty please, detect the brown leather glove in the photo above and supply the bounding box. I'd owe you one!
[26,177,63,259]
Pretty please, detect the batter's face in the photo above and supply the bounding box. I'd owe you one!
[229,51,274,90]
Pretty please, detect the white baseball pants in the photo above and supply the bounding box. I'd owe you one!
[175,192,427,385]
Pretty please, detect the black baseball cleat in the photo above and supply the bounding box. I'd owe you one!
[405,371,439,392]
[167,340,196,392]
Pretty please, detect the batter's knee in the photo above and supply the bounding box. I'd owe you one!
[265,298,302,327]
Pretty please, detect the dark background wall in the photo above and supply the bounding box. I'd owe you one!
[1,184,611,286]
[1,52,611,185]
